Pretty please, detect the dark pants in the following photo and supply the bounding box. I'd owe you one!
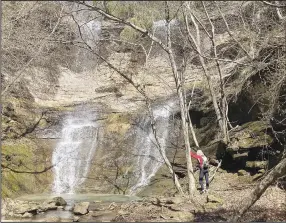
[199,168,209,190]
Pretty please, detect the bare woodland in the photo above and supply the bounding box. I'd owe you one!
[1,1,286,222]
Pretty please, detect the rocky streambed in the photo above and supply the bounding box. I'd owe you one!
[1,194,142,222]
[2,170,285,222]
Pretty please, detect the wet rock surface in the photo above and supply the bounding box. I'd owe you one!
[1,197,68,219]
[73,202,90,215]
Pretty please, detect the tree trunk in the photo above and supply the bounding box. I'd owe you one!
[166,20,195,195]
[202,2,229,143]
[183,3,225,140]
[230,157,286,222]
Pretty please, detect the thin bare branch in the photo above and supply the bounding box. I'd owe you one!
[77,1,170,53]
[262,1,286,8]
[1,164,55,174]
[2,4,65,97]
[215,1,253,60]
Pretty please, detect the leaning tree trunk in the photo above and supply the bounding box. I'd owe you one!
[230,157,286,222]
[202,2,230,143]
[166,20,195,195]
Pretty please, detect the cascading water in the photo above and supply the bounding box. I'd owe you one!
[130,102,175,194]
[52,111,99,194]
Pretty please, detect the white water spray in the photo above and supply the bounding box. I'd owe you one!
[52,112,98,194]
[130,102,175,194]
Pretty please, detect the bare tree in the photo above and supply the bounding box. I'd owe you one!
[2,2,67,97]
[230,157,286,222]
[68,0,203,195]
[69,6,185,195]
[183,1,229,143]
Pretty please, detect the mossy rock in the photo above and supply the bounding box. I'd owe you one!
[241,121,271,132]
[105,113,132,135]
[2,139,53,197]
[245,161,268,169]
[236,135,272,149]
[2,140,34,197]
[52,197,67,206]
[227,121,273,151]
[2,96,42,136]
[2,120,27,139]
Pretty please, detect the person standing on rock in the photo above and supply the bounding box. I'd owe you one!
[190,150,209,194]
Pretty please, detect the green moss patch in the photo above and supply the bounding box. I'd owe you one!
[2,139,53,198]
[105,113,132,135]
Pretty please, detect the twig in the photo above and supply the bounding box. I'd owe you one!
[1,163,55,174]
[215,2,252,60]
[262,1,286,8]
[2,5,65,97]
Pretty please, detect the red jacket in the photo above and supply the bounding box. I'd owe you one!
[190,151,203,168]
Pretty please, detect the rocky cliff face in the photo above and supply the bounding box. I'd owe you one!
[2,2,285,197]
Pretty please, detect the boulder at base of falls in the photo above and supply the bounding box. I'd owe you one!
[73,202,90,215]
[40,201,58,211]
[14,203,40,215]
[40,197,66,211]
[52,196,67,206]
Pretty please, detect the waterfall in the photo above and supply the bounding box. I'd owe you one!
[68,3,102,72]
[130,102,175,194]
[52,111,98,194]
